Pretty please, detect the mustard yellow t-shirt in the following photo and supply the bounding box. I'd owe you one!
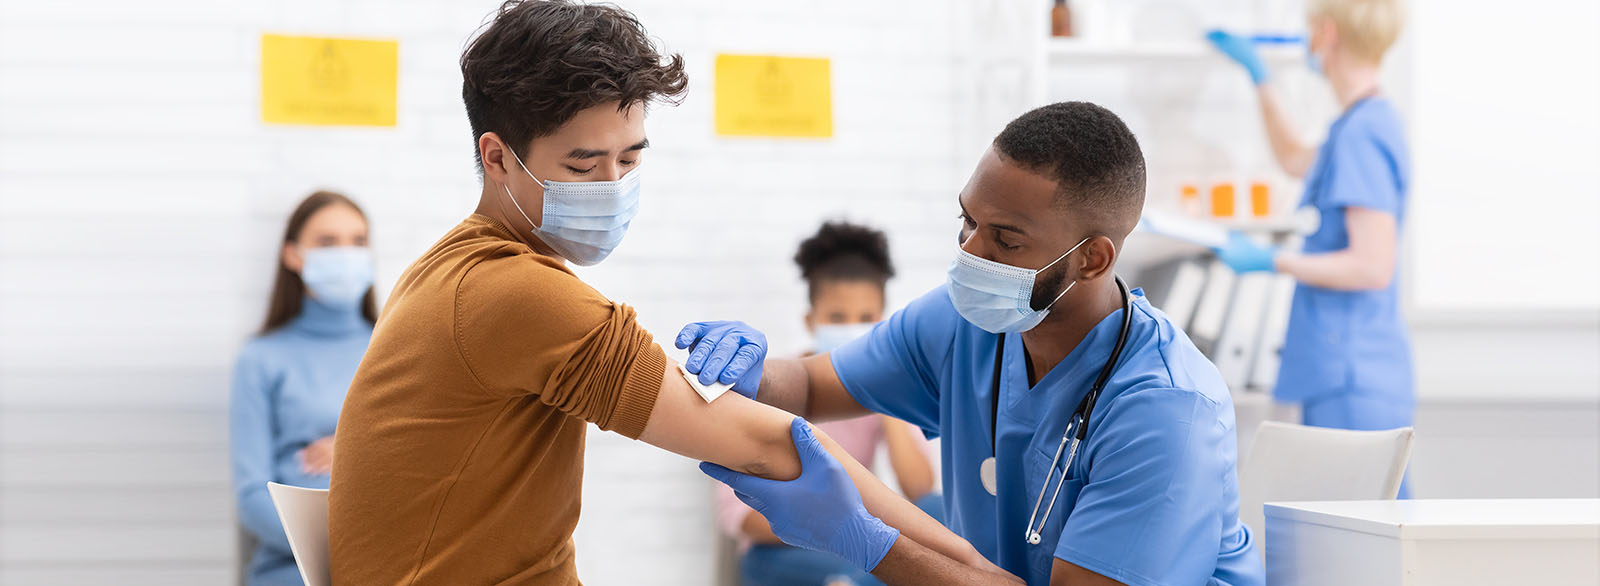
[330,215,665,585]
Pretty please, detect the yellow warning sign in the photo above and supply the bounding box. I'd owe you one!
[261,34,398,127]
[714,54,832,138]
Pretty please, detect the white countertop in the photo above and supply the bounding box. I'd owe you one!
[1264,499,1600,540]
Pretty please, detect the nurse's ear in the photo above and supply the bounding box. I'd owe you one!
[282,242,305,274]
[1072,235,1117,282]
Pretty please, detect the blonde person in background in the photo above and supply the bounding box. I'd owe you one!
[717,222,944,586]
[230,191,377,586]
[1208,0,1415,496]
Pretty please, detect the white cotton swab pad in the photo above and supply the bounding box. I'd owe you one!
[677,361,733,403]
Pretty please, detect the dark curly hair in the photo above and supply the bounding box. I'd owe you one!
[794,221,895,303]
[460,0,688,172]
[993,101,1146,238]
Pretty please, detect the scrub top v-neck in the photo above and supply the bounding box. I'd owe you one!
[831,285,1263,586]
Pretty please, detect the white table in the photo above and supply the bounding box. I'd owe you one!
[1264,499,1600,586]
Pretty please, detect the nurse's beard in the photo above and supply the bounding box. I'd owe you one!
[1029,268,1071,312]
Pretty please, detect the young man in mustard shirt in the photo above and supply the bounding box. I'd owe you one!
[327,2,1011,584]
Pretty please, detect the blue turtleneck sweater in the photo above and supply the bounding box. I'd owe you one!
[230,297,372,586]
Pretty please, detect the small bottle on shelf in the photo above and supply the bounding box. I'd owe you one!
[1210,182,1236,218]
[1180,183,1205,217]
[1051,0,1073,38]
[1249,181,1271,218]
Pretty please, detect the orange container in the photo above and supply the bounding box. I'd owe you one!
[1250,182,1271,218]
[1210,183,1235,218]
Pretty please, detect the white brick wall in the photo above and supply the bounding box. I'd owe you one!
[8,1,1592,584]
[0,1,972,584]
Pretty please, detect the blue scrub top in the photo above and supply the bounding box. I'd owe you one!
[832,286,1262,586]
[1277,96,1414,403]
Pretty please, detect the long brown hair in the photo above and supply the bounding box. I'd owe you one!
[261,191,378,333]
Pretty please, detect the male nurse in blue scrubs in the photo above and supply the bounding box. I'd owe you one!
[1207,0,1413,497]
[680,102,1263,586]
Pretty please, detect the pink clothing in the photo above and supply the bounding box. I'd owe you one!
[714,416,884,550]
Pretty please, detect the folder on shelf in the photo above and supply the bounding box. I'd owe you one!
[1138,210,1229,249]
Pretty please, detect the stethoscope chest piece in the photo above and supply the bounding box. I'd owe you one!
[984,276,1133,547]
[980,456,998,496]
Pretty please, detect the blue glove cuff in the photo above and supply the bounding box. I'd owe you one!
[850,518,901,572]
[1248,67,1269,86]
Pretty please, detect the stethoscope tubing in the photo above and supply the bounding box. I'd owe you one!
[1011,275,1134,545]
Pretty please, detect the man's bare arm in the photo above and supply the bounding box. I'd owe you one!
[870,536,1024,585]
[871,541,1129,586]
[638,355,993,572]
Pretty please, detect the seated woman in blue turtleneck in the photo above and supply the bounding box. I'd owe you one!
[230,190,377,586]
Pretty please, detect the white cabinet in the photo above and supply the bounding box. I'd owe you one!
[1264,499,1600,586]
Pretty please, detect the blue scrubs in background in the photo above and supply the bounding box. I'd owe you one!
[230,298,372,586]
[1276,96,1414,497]
[832,286,1262,586]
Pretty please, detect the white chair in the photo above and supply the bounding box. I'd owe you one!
[267,482,332,586]
[1237,421,1413,558]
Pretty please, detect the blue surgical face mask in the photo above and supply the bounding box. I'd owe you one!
[1307,49,1324,75]
[301,246,374,306]
[503,148,642,266]
[813,322,876,354]
[945,237,1091,334]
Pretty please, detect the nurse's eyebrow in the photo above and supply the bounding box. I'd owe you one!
[565,139,650,160]
[958,200,1027,235]
[990,222,1026,235]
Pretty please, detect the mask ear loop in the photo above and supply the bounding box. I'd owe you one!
[504,144,548,189]
[1036,236,1092,273]
[501,143,548,230]
[1034,236,1094,311]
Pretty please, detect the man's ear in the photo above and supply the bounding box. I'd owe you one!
[1075,235,1117,281]
[803,310,816,334]
[479,132,511,186]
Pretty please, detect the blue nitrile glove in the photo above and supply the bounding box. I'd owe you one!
[1214,231,1278,273]
[1206,30,1269,85]
[699,418,901,572]
[675,320,767,399]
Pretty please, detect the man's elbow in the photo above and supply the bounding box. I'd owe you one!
[733,420,804,481]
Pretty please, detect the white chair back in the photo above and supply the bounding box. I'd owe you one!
[266,482,332,586]
[1238,421,1413,556]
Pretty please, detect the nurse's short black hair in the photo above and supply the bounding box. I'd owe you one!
[993,101,1147,239]
[460,0,688,173]
[794,221,895,304]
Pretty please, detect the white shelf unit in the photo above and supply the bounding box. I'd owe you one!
[1046,38,1305,65]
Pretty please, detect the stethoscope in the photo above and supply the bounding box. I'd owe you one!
[978,275,1133,546]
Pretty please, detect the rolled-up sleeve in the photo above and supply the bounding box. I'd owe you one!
[454,256,665,439]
